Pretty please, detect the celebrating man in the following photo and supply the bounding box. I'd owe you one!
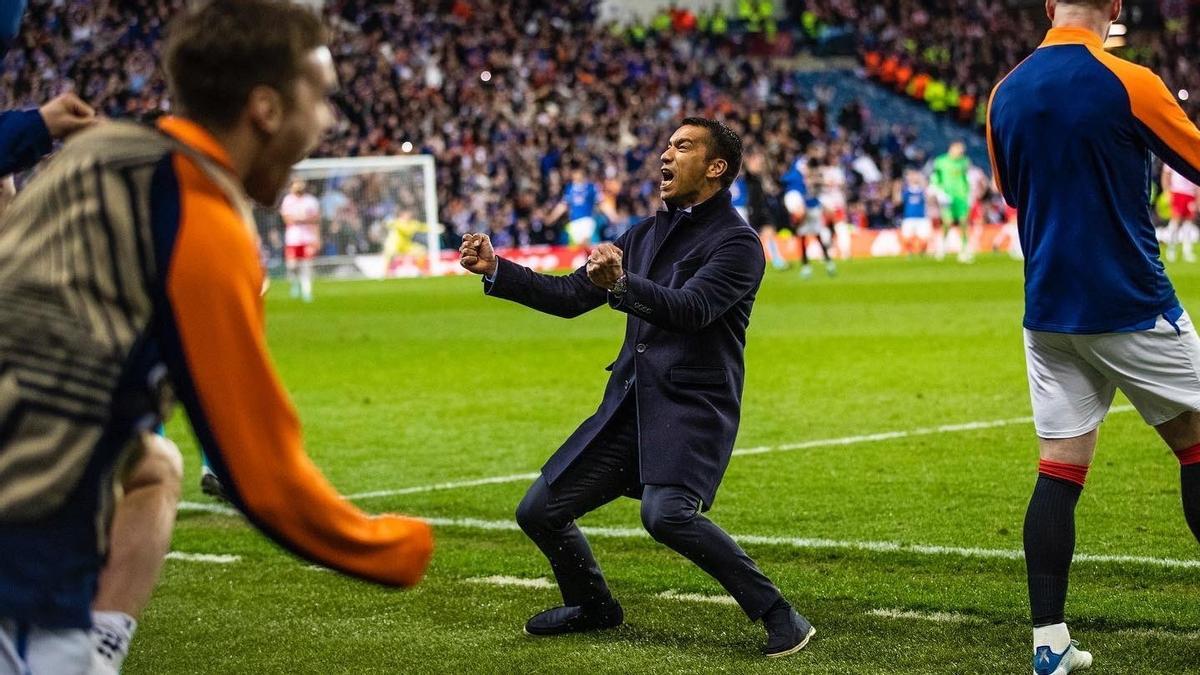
[460,118,814,658]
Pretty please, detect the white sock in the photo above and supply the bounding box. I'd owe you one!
[92,610,137,672]
[1033,622,1071,653]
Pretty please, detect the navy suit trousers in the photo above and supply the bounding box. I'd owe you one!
[514,396,782,620]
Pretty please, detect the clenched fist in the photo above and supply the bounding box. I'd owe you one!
[39,93,98,140]
[586,243,624,290]
[459,233,498,276]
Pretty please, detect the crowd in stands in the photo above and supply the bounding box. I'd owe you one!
[804,0,1200,129]
[9,0,1192,259]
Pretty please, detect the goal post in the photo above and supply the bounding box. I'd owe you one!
[253,155,442,279]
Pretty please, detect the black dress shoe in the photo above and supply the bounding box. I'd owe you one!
[761,603,816,658]
[523,600,624,636]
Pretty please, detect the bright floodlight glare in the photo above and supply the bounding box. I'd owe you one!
[1180,90,1190,102]
[1109,23,1127,37]
[401,141,414,153]
[480,70,492,82]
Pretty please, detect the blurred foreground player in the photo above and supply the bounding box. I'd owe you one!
[461,118,814,658]
[989,0,1200,672]
[0,2,433,672]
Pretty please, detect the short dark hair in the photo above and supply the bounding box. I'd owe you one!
[164,0,327,131]
[680,117,743,189]
[1060,0,1113,9]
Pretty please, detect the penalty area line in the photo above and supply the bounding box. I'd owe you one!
[166,551,240,564]
[339,406,1137,501]
[174,504,1200,571]
[154,563,1200,640]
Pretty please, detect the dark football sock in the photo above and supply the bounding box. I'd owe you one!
[1177,444,1200,542]
[1024,469,1085,627]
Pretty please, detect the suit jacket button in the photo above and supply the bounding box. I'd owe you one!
[635,343,647,353]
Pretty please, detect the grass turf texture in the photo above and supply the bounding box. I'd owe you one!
[133,256,1199,674]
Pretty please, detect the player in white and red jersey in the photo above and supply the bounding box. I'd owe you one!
[1163,164,1199,263]
[280,179,321,301]
[817,160,850,259]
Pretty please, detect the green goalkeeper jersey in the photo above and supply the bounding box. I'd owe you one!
[931,154,971,199]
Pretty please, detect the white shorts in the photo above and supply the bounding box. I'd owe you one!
[284,225,318,247]
[796,216,824,237]
[901,217,932,240]
[1024,312,1200,438]
[567,217,597,245]
[0,620,91,675]
[783,190,805,216]
[819,192,846,213]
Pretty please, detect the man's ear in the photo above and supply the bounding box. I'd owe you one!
[246,85,285,136]
[1110,0,1122,22]
[708,158,728,182]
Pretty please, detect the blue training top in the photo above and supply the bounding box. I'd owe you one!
[988,26,1200,334]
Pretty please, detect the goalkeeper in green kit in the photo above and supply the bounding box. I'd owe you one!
[931,141,975,263]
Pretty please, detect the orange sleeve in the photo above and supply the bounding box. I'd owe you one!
[162,154,433,586]
[986,82,1004,197]
[1093,50,1200,184]
[986,54,1034,204]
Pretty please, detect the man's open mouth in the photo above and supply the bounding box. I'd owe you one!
[661,167,675,188]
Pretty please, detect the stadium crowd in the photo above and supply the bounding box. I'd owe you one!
[8,0,1172,257]
[802,0,1200,128]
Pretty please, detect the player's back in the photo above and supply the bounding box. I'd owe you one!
[989,26,1200,333]
[0,121,181,627]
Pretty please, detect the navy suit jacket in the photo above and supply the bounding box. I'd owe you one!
[484,189,765,508]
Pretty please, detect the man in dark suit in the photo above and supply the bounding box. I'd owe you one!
[459,118,814,658]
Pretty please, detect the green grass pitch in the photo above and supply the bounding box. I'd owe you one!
[132,256,1199,674]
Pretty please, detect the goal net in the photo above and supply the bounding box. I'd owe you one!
[252,155,441,279]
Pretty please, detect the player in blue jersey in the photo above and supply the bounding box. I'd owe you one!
[989,1,1200,673]
[793,158,835,279]
[731,174,749,222]
[895,168,932,257]
[547,166,602,245]
[780,156,809,220]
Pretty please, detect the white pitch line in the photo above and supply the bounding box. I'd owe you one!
[421,516,1200,570]
[345,472,540,501]
[467,575,557,590]
[166,551,240,564]
[172,508,1199,570]
[179,500,237,516]
[467,577,739,606]
[340,406,1137,500]
[150,554,1200,638]
[732,405,1136,457]
[656,590,739,606]
[866,608,978,624]
[1119,627,1200,641]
